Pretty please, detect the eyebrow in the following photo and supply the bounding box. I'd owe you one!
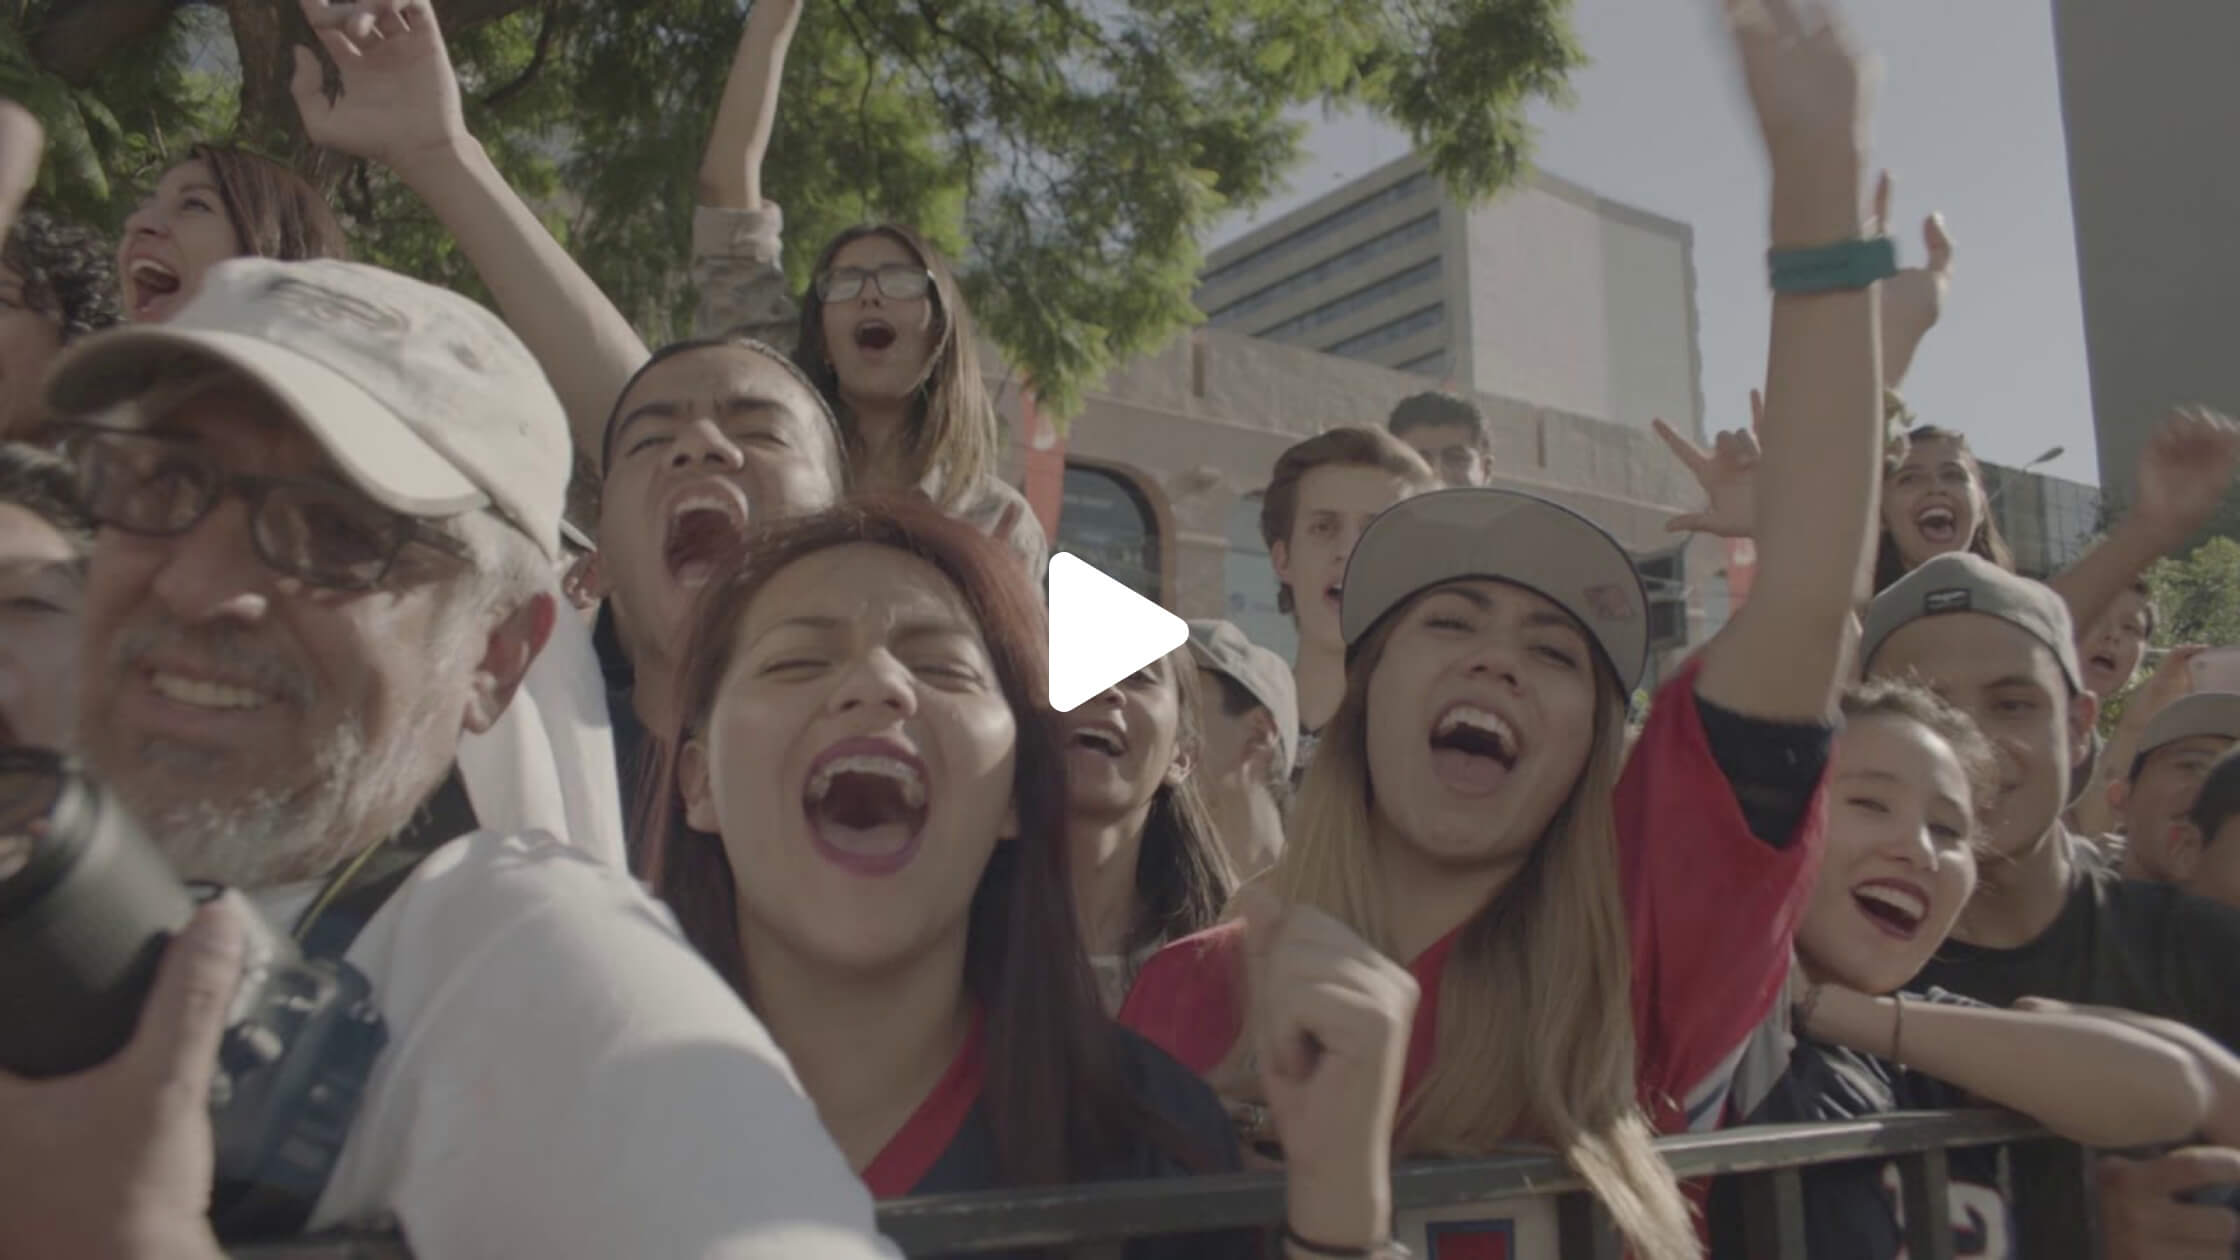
[1431,586,1581,633]
[758,613,977,641]
[613,394,795,445]
[1834,769,1902,786]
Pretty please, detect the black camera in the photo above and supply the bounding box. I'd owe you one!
[0,747,387,1241]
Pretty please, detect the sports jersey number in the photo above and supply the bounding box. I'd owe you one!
[1879,1162,2012,1259]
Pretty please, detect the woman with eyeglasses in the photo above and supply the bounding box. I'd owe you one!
[690,0,1046,581]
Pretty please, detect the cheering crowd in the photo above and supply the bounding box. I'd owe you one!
[5,0,2240,1257]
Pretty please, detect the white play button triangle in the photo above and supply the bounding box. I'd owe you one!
[1047,552,1187,713]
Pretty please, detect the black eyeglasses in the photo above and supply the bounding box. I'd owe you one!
[814,263,934,303]
[58,424,471,592]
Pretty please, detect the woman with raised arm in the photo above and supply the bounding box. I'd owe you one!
[1120,3,1885,1255]
[1710,680,2209,1260]
[638,501,1414,1258]
[1060,648,1237,1010]
[692,0,1046,580]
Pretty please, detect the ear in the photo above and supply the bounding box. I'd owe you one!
[562,550,607,610]
[2168,820,2206,883]
[461,592,557,735]
[1269,537,1292,588]
[680,737,720,833]
[1163,739,1195,789]
[2106,776,2130,815]
[2066,688,2101,776]
[1243,709,1282,771]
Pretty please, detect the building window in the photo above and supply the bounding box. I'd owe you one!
[1256,259,1442,343]
[1397,349,1447,378]
[1200,171,1437,289]
[1224,494,1297,663]
[1206,213,1441,326]
[1327,303,1444,357]
[1055,463,1162,602]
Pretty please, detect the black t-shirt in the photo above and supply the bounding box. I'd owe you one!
[1709,989,2012,1260]
[1915,846,2240,1052]
[591,604,652,841]
[910,1027,1250,1259]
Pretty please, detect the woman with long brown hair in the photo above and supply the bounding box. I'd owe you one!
[1122,4,1890,1255]
[1060,646,1237,1010]
[690,0,1045,579]
[639,500,1417,1258]
[116,143,346,323]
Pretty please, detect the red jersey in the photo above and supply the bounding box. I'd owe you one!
[1119,659,1823,1136]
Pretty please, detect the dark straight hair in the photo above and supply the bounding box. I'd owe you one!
[1874,424,2016,593]
[635,500,1188,1190]
[1122,650,1236,962]
[794,224,999,510]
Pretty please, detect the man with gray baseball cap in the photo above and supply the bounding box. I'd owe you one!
[1860,553,2240,1053]
[0,258,895,1259]
[2110,692,2240,886]
[1185,618,1297,877]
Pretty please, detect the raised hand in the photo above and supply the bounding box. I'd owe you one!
[1728,0,1876,175]
[0,101,42,247]
[289,0,468,176]
[1655,392,1763,539]
[1239,885,1417,1252]
[2132,406,2240,545]
[1875,171,1954,388]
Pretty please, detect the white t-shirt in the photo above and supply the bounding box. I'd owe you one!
[455,607,626,868]
[263,831,895,1259]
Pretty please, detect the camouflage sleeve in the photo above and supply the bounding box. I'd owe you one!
[690,202,801,353]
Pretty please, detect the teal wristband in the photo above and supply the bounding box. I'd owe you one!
[1767,236,1898,294]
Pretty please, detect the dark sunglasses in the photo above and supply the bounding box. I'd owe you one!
[814,263,934,303]
[57,423,471,592]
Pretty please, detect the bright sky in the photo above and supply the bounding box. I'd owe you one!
[1206,0,2101,486]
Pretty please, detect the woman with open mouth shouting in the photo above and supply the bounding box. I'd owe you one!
[1060,646,1237,1011]
[1709,679,2210,1260]
[691,0,1046,583]
[637,500,1419,1259]
[1121,3,1892,1255]
[117,144,347,325]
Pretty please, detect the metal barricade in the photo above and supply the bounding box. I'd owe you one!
[231,1110,2104,1258]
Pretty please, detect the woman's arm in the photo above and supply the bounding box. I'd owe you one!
[2017,997,2240,1146]
[699,0,804,210]
[290,0,648,467]
[1693,1,1883,725]
[1807,985,2209,1150]
[2048,408,2240,640]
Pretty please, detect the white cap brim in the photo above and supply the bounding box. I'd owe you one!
[45,327,489,521]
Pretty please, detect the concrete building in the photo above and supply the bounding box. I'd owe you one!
[1979,458,2101,581]
[997,326,1735,690]
[2053,0,2240,537]
[1193,152,1704,443]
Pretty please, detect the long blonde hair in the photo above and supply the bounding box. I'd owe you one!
[1273,598,1696,1260]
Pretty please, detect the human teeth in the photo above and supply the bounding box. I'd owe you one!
[129,260,176,282]
[150,672,265,711]
[1435,705,1516,755]
[1856,885,1926,922]
[670,491,743,527]
[806,755,925,807]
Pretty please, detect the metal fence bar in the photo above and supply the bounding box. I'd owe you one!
[1737,1165,1808,1260]
[1898,1147,1956,1260]
[2009,1137,2103,1260]
[231,1111,2055,1258]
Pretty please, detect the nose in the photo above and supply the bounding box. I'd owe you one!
[827,647,917,720]
[123,201,165,240]
[146,499,274,627]
[669,418,745,471]
[1460,637,1525,689]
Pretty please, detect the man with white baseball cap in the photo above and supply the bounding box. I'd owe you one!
[0,258,896,1259]
[1185,618,1297,877]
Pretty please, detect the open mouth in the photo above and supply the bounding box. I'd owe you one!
[1426,702,1519,796]
[803,742,929,876]
[126,258,182,319]
[1914,505,1959,545]
[661,486,752,587]
[2088,651,2119,677]
[149,669,270,713]
[1851,880,1928,941]
[852,320,897,352]
[1069,724,1127,758]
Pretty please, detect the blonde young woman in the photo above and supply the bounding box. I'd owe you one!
[1122,3,1890,1254]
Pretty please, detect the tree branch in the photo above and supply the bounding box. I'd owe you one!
[32,0,173,86]
[479,0,558,110]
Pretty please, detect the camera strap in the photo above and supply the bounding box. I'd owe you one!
[293,768,480,962]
